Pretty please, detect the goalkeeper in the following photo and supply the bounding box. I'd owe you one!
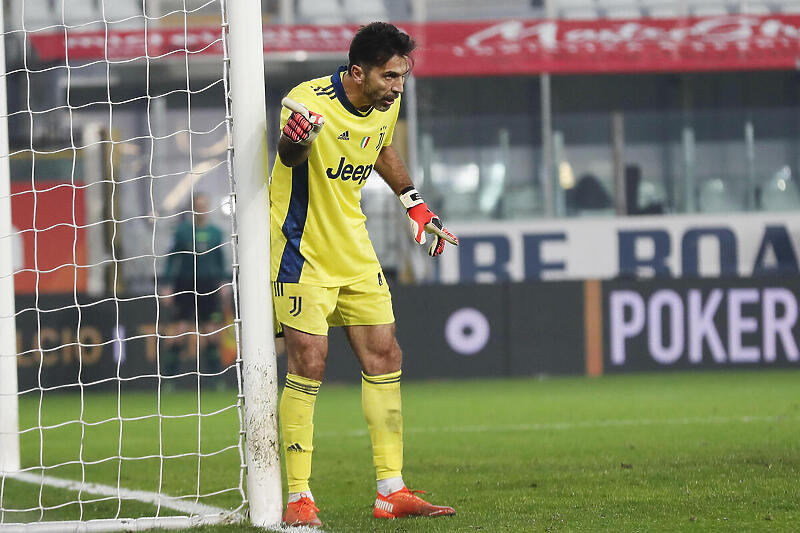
[271,22,457,527]
[161,193,227,384]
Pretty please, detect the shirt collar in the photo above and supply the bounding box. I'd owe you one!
[331,66,373,117]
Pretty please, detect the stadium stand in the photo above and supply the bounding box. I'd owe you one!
[602,0,643,18]
[25,0,800,28]
[102,0,143,26]
[298,0,346,24]
[342,0,389,22]
[759,167,800,211]
[698,178,742,213]
[425,0,541,19]
[639,0,681,18]
[57,0,102,27]
[20,0,54,31]
[689,0,729,16]
[556,0,602,19]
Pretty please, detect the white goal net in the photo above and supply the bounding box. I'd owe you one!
[0,1,279,531]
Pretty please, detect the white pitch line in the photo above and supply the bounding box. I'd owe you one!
[272,526,325,533]
[4,473,326,533]
[316,414,796,438]
[6,472,232,519]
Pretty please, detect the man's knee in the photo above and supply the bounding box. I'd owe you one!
[285,327,328,381]
[363,336,402,375]
[383,337,402,365]
[291,356,327,381]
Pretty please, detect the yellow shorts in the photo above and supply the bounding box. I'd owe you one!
[272,271,394,336]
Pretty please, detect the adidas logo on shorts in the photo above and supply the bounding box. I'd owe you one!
[337,130,350,141]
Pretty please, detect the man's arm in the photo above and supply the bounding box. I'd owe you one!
[374,145,413,194]
[278,136,312,168]
[277,97,324,167]
[376,145,458,257]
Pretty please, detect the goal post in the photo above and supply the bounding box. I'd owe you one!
[0,0,281,529]
[225,0,283,527]
[0,0,20,477]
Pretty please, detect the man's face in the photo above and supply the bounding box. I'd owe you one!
[193,195,209,226]
[360,55,409,112]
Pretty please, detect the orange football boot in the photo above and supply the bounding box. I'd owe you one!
[283,495,322,527]
[373,487,455,519]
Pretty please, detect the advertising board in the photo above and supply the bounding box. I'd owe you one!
[440,213,800,283]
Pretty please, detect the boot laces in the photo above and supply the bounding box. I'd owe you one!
[297,496,320,514]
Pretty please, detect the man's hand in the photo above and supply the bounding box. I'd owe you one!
[281,97,324,146]
[398,187,458,257]
[159,285,174,305]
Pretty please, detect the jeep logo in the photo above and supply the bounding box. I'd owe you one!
[326,156,373,184]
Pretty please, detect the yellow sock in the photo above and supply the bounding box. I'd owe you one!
[280,373,320,493]
[361,370,403,481]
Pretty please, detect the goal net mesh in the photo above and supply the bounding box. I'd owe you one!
[0,0,249,528]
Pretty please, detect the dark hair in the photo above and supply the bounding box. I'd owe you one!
[348,22,416,72]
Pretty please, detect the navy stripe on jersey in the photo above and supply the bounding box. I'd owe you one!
[331,66,373,117]
[277,161,309,282]
[313,84,336,99]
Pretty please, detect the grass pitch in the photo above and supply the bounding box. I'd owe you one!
[3,370,799,532]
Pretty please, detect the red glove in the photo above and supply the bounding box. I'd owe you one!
[281,97,324,146]
[399,187,458,257]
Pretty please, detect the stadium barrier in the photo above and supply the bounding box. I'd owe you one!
[15,275,799,391]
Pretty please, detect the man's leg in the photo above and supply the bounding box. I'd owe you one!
[199,320,223,388]
[345,324,454,519]
[345,324,403,489]
[197,289,224,388]
[163,285,195,385]
[162,319,191,382]
[280,325,327,526]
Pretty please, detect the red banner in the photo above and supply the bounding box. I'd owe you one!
[27,15,800,75]
[11,182,87,294]
[414,16,800,75]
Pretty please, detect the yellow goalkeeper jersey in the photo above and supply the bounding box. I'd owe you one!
[270,66,399,286]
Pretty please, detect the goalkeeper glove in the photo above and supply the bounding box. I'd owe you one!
[281,97,324,146]
[398,187,459,257]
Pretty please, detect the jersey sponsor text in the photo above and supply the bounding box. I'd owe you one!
[325,156,374,184]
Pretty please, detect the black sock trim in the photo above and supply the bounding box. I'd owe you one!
[285,377,320,395]
[285,382,319,395]
[361,371,402,385]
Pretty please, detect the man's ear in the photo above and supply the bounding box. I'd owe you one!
[351,64,364,84]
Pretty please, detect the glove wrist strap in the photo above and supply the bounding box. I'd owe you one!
[398,187,424,210]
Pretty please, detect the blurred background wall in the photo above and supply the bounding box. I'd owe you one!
[6,0,800,383]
